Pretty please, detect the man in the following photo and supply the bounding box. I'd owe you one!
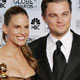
[29,0,80,80]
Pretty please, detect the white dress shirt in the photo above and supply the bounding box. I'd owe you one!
[46,30,73,71]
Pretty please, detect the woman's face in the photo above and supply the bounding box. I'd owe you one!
[3,14,29,47]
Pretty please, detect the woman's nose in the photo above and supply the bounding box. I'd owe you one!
[20,28,25,34]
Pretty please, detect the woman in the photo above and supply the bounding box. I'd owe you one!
[0,6,40,80]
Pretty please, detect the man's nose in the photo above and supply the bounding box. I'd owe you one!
[57,16,63,23]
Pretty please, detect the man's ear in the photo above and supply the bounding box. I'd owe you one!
[2,24,8,34]
[41,14,47,23]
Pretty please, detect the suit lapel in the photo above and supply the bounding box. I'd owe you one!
[36,35,55,80]
[63,32,80,80]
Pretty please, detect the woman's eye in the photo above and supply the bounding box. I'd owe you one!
[25,26,29,29]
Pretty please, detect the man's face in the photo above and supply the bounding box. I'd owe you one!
[42,1,72,39]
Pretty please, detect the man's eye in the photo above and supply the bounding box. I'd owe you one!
[63,12,69,16]
[14,26,20,28]
[49,14,57,17]
[50,15,56,17]
[64,14,68,15]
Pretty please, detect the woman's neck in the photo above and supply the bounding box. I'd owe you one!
[1,42,22,58]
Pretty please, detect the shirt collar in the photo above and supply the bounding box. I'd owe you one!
[48,29,73,50]
[60,30,73,51]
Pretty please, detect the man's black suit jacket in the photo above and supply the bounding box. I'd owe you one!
[29,31,80,80]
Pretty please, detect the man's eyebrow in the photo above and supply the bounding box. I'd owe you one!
[48,13,57,16]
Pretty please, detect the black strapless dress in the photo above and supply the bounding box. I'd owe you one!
[4,74,41,80]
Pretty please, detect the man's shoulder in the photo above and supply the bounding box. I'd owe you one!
[71,30,80,43]
[72,30,80,38]
[28,34,48,47]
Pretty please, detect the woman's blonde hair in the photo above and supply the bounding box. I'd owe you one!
[21,44,38,71]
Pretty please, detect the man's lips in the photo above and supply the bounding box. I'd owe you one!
[56,25,65,28]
